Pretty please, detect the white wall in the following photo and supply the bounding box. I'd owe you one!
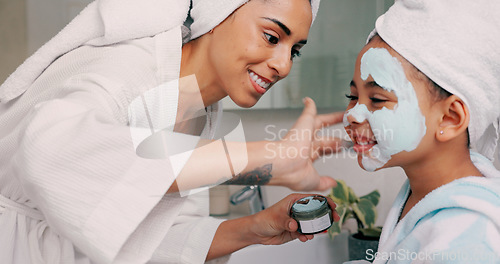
[0,0,27,84]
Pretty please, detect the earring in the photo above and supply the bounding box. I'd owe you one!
[440,131,444,135]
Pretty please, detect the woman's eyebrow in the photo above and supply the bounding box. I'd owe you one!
[262,17,308,45]
[263,17,290,35]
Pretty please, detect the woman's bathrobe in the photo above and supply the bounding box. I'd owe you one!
[0,22,228,264]
[371,153,500,263]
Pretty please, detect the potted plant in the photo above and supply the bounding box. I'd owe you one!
[328,179,382,262]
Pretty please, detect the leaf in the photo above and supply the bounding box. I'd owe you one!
[359,227,382,238]
[329,179,350,205]
[360,190,380,207]
[328,204,348,240]
[351,198,377,228]
[347,186,359,204]
[328,221,342,239]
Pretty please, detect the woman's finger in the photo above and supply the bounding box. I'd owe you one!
[290,97,317,132]
[314,111,344,130]
[311,136,344,160]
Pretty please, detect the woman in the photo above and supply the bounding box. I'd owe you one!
[0,0,343,263]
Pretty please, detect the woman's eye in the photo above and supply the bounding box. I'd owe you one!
[291,49,302,60]
[345,94,358,101]
[264,33,279,45]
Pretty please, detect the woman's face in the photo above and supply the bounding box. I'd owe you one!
[207,0,312,108]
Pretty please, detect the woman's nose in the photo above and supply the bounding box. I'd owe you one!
[268,48,292,78]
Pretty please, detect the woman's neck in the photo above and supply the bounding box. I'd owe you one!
[180,39,226,107]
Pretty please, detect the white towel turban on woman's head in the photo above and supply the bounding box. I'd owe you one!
[369,0,500,161]
[189,0,320,40]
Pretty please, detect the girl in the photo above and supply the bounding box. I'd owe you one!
[344,0,500,262]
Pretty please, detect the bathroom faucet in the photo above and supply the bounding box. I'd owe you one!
[230,185,265,214]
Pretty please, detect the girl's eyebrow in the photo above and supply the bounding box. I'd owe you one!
[366,81,383,89]
[262,17,308,45]
[350,80,384,90]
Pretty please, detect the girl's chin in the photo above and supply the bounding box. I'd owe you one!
[357,154,388,172]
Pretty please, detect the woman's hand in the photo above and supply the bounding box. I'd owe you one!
[249,193,340,245]
[271,97,345,191]
[207,193,340,261]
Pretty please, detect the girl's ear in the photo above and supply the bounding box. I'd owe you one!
[436,95,469,142]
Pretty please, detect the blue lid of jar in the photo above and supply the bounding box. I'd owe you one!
[292,195,327,213]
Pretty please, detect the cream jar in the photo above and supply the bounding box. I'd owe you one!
[290,195,333,235]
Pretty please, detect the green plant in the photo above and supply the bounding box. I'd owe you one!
[328,179,382,240]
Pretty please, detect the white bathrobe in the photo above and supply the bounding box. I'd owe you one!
[371,153,500,263]
[0,26,227,264]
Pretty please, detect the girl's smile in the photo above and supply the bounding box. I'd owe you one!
[352,134,378,154]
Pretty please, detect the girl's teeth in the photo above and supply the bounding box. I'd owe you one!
[250,71,271,90]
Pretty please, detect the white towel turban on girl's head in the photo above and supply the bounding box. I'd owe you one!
[189,0,320,40]
[369,0,500,161]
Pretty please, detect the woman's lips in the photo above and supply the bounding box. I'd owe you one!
[249,70,272,95]
[250,76,266,94]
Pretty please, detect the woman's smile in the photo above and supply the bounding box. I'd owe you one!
[249,70,273,94]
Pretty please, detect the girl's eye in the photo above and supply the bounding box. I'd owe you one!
[291,49,301,60]
[264,33,279,45]
[345,94,358,101]
[370,97,388,103]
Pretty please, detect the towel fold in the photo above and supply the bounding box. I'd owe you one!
[371,0,500,162]
[0,0,190,103]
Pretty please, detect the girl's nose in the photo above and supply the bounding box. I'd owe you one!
[268,47,292,78]
[346,112,360,125]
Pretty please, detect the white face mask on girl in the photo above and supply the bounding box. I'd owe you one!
[343,48,427,171]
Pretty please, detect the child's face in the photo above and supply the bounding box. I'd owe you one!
[344,36,437,171]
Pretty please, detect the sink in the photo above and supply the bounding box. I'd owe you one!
[227,231,349,264]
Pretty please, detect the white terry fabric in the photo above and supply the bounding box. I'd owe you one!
[0,27,225,264]
[371,0,500,162]
[189,0,321,40]
[370,152,500,263]
[0,0,190,103]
